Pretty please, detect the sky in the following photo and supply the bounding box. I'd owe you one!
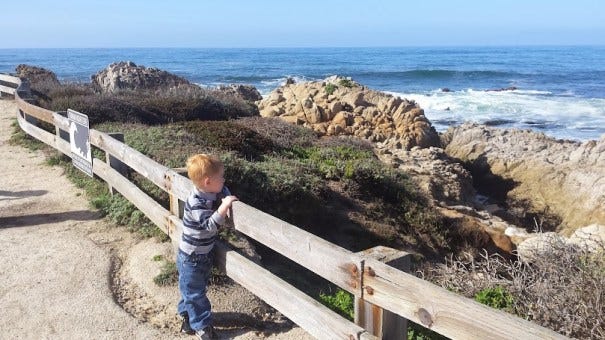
[1,0,604,48]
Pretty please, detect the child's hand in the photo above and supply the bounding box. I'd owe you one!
[221,195,238,208]
[217,195,238,218]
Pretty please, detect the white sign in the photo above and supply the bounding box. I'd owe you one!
[68,109,93,177]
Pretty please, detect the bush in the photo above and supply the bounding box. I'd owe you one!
[32,82,258,125]
[474,286,514,312]
[234,116,318,149]
[338,78,355,88]
[324,83,337,95]
[422,243,605,339]
[319,289,354,320]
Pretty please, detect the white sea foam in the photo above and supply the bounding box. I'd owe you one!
[193,82,210,88]
[387,89,605,141]
[257,75,317,96]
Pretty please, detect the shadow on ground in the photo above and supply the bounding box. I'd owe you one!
[0,210,101,228]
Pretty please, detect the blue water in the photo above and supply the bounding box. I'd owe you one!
[1,46,604,140]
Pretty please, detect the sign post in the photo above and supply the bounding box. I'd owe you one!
[68,109,93,177]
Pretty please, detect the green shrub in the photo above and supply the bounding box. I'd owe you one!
[324,83,337,95]
[474,286,514,311]
[338,78,355,88]
[319,289,354,320]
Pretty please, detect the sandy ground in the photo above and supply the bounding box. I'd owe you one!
[0,99,312,340]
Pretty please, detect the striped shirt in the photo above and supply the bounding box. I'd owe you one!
[179,186,230,255]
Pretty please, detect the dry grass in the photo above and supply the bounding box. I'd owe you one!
[421,241,605,339]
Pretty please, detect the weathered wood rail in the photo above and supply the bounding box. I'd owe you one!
[0,73,567,340]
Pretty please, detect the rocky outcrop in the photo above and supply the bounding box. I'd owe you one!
[444,123,605,234]
[568,224,605,253]
[216,84,262,102]
[15,64,60,86]
[375,145,522,255]
[376,146,475,205]
[91,61,193,93]
[258,76,440,150]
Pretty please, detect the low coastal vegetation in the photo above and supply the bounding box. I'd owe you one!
[423,246,604,339]
[9,67,604,339]
[32,81,258,125]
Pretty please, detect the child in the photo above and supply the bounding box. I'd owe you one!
[177,154,238,339]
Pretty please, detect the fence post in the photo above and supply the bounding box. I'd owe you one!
[105,133,128,195]
[169,167,187,219]
[168,168,187,252]
[355,246,410,339]
[56,111,70,142]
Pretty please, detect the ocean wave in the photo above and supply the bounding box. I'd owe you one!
[510,89,552,95]
[354,69,524,80]
[260,75,315,87]
[391,89,605,141]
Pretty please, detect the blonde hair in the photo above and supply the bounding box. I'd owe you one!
[186,154,223,186]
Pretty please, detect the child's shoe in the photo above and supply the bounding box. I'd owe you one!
[179,312,195,335]
[196,325,217,340]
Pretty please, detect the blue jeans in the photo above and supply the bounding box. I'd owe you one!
[177,249,213,331]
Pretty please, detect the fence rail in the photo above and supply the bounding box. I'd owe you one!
[0,73,567,340]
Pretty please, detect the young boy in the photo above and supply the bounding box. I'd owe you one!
[177,154,238,340]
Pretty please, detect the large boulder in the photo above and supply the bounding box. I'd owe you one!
[257,76,441,150]
[216,84,262,102]
[516,232,566,262]
[15,64,60,86]
[91,61,193,93]
[444,123,605,234]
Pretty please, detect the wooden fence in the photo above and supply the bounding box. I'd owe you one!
[0,73,567,340]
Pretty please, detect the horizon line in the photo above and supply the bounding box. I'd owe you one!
[2,43,605,50]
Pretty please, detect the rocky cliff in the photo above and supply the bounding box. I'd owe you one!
[443,123,605,235]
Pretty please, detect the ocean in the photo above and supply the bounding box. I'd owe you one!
[1,46,604,141]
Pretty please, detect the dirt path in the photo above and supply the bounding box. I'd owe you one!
[0,99,173,339]
[0,99,312,340]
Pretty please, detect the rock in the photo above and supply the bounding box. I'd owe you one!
[568,224,605,253]
[258,76,440,150]
[91,61,192,93]
[444,123,605,234]
[436,206,515,256]
[377,146,475,205]
[504,226,531,245]
[216,84,262,102]
[486,86,517,92]
[516,232,566,262]
[15,64,60,86]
